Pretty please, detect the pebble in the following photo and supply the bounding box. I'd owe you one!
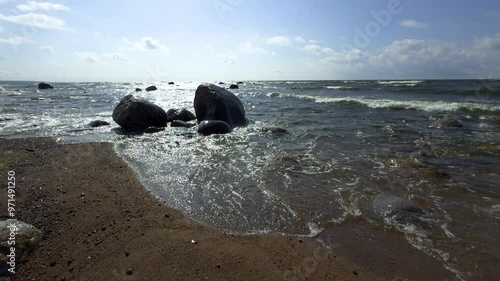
[191,240,198,244]
[126,268,133,275]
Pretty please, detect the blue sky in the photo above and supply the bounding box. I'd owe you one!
[0,0,499,81]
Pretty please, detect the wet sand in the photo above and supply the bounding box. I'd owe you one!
[0,137,452,281]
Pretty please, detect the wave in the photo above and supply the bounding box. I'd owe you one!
[378,80,424,85]
[269,92,500,113]
[325,86,359,90]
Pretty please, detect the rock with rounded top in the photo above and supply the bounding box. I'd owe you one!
[112,94,168,131]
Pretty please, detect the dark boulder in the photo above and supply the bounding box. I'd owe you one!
[194,83,246,130]
[168,82,175,85]
[145,85,157,92]
[88,120,110,127]
[38,82,53,89]
[166,108,196,122]
[197,120,232,135]
[261,126,288,134]
[135,88,142,92]
[237,81,244,84]
[112,95,168,131]
[432,116,462,128]
[171,120,194,128]
[229,84,239,89]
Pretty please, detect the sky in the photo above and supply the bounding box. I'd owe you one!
[0,0,499,82]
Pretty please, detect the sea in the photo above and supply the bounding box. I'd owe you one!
[1,80,500,280]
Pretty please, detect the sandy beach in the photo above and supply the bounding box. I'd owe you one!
[0,137,456,281]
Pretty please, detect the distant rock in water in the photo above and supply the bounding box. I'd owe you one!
[229,84,239,89]
[372,194,423,219]
[197,120,232,135]
[218,82,225,85]
[135,88,142,92]
[261,126,288,134]
[38,82,53,89]
[432,116,462,128]
[112,94,168,131]
[168,82,175,85]
[237,81,244,85]
[171,120,194,128]
[0,220,43,276]
[145,85,157,92]
[0,116,14,122]
[166,108,196,122]
[88,120,110,127]
[194,83,246,133]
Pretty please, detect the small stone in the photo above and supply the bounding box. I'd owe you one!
[80,193,85,197]
[126,268,133,275]
[216,264,221,269]
[352,270,358,275]
[191,240,197,244]
[50,261,57,267]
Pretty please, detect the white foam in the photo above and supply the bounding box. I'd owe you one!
[378,80,424,85]
[325,86,357,90]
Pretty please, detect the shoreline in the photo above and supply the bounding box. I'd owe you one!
[0,137,453,280]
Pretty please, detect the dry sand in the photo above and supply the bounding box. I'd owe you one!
[0,137,453,281]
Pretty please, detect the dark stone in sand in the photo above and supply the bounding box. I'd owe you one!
[166,109,196,122]
[372,194,423,219]
[88,120,110,127]
[145,85,157,92]
[168,82,175,85]
[112,95,168,131]
[135,88,142,92]
[261,126,288,134]
[38,82,53,90]
[194,83,246,130]
[198,120,232,135]
[432,116,462,128]
[229,84,239,89]
[171,120,194,128]
[1,220,43,276]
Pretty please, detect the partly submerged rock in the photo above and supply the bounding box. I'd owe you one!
[229,84,239,89]
[166,109,196,122]
[197,120,232,136]
[194,83,246,130]
[145,85,157,92]
[38,82,53,90]
[237,81,244,85]
[432,116,462,128]
[168,82,175,85]
[135,88,142,92]
[88,120,110,127]
[261,126,288,134]
[0,220,43,276]
[112,95,168,131]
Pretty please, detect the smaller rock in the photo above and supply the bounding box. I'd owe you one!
[145,85,157,91]
[168,82,175,85]
[88,120,110,127]
[166,108,196,122]
[198,120,232,136]
[237,81,244,84]
[261,126,288,134]
[135,88,142,92]
[191,240,197,244]
[218,82,225,85]
[0,117,14,122]
[229,84,239,89]
[432,116,462,128]
[171,120,194,128]
[126,268,133,275]
[38,82,53,89]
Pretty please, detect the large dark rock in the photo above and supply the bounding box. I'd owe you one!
[38,82,53,89]
[88,120,110,127]
[145,85,157,92]
[166,109,196,122]
[229,84,239,89]
[112,95,168,131]
[194,83,246,130]
[198,120,232,135]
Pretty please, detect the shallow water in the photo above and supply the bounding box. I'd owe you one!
[1,80,500,280]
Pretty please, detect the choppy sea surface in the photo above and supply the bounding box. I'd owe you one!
[1,80,500,280]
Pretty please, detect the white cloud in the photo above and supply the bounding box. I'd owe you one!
[0,12,69,30]
[0,35,33,45]
[216,53,236,64]
[122,36,169,53]
[294,36,305,43]
[103,52,130,62]
[308,39,319,44]
[40,45,55,53]
[303,44,334,56]
[401,19,429,28]
[17,1,70,12]
[238,41,268,54]
[473,33,500,50]
[75,52,99,63]
[267,36,292,47]
[0,25,3,32]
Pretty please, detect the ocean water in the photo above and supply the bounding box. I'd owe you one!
[1,80,500,280]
